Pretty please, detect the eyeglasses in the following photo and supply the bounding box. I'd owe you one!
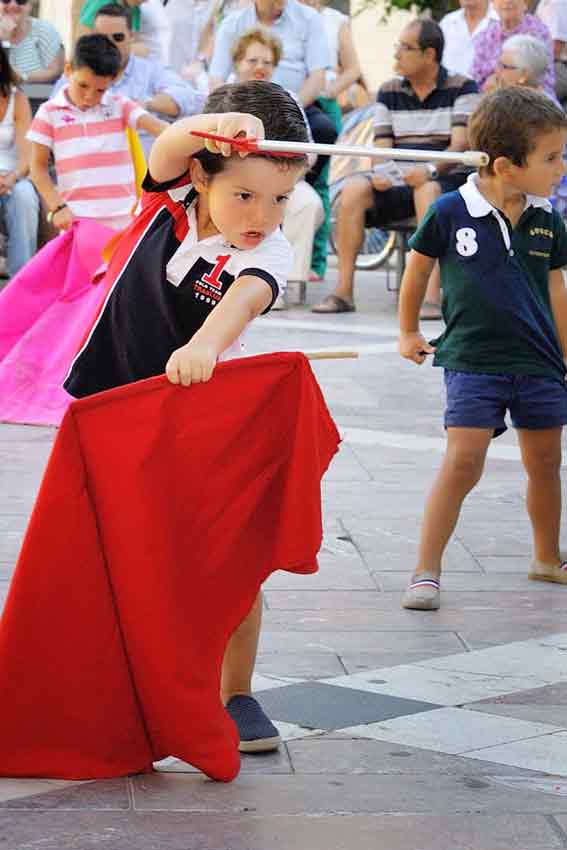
[0,0,29,6]
[394,41,424,53]
[108,32,126,43]
[244,58,274,68]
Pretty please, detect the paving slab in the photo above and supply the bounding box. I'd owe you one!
[129,772,567,815]
[0,811,562,850]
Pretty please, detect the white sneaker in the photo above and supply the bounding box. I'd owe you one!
[272,293,286,310]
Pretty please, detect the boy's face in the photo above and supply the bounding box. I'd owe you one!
[508,128,567,198]
[192,155,302,251]
[64,65,114,111]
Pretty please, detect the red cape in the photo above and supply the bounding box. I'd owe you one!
[0,353,339,782]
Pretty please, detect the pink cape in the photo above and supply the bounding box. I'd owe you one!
[0,219,115,426]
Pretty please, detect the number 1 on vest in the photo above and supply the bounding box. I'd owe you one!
[202,254,231,289]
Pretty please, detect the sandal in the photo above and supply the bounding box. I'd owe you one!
[311,294,356,314]
[419,301,442,321]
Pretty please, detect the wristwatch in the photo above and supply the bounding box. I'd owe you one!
[47,203,67,223]
[426,163,438,180]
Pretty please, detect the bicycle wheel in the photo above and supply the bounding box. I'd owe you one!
[328,183,396,271]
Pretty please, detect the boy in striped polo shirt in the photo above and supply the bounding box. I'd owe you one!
[28,33,164,231]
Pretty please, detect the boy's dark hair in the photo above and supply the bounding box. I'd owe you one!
[469,87,567,173]
[0,44,17,99]
[415,18,444,65]
[195,80,309,174]
[72,34,122,79]
[94,2,133,29]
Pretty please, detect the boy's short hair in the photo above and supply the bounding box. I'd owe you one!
[94,2,133,29]
[72,34,122,79]
[469,87,567,173]
[231,27,283,67]
[195,80,309,173]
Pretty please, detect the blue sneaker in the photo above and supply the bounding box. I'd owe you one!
[225,694,281,753]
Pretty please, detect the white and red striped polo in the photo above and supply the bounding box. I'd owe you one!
[28,86,147,229]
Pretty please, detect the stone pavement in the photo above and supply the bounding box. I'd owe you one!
[2,262,567,850]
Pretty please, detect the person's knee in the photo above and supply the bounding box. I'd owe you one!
[445,446,486,487]
[524,443,562,479]
[339,176,372,212]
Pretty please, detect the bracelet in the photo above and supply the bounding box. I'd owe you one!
[47,203,67,223]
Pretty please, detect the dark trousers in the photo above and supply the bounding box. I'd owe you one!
[305,102,338,185]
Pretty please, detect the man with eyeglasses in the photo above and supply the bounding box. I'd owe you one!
[312,18,480,316]
[55,3,205,156]
[0,0,64,84]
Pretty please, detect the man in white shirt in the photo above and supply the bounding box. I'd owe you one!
[440,0,498,76]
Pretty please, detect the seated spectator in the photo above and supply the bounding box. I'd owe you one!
[536,0,567,106]
[0,0,64,84]
[496,33,550,92]
[298,0,362,282]
[165,0,217,88]
[312,18,480,315]
[495,33,567,219]
[233,27,323,304]
[59,3,206,158]
[0,42,37,277]
[440,0,498,76]
[138,0,172,65]
[79,0,160,60]
[209,0,337,188]
[471,0,555,98]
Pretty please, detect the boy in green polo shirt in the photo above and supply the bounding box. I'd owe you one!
[399,87,567,610]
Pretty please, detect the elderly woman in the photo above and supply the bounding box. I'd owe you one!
[496,33,567,218]
[471,0,555,98]
[496,33,550,91]
[232,27,324,306]
[0,0,63,84]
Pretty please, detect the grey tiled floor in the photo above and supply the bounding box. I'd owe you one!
[2,265,567,850]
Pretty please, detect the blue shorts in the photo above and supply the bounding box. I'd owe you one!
[444,370,567,437]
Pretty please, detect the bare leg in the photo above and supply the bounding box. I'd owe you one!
[517,428,563,565]
[220,592,262,704]
[415,428,493,577]
[334,176,375,302]
[413,180,442,307]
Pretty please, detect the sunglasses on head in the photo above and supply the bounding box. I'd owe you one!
[0,0,29,6]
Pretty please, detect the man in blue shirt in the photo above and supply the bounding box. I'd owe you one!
[55,4,206,157]
[209,0,337,182]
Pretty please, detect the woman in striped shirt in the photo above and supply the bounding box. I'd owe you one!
[0,0,64,84]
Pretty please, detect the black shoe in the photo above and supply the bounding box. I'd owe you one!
[225,694,281,753]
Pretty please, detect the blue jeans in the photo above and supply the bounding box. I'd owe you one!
[0,178,39,277]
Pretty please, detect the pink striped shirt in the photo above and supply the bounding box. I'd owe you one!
[28,86,147,228]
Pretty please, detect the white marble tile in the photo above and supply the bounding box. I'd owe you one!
[323,666,550,706]
[420,635,567,681]
[464,731,567,776]
[340,707,563,755]
[252,673,301,692]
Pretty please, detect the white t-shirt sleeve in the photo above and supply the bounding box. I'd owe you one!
[236,228,293,306]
